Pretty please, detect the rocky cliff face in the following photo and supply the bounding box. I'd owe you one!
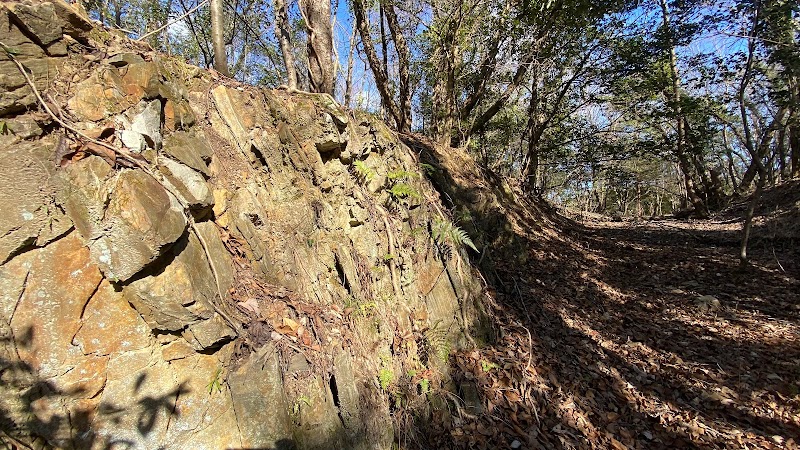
[0,2,488,448]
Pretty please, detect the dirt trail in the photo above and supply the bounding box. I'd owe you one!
[425,217,800,449]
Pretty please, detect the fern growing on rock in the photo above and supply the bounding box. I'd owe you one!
[388,182,421,200]
[432,219,478,253]
[353,160,376,182]
[421,320,451,364]
[386,169,420,181]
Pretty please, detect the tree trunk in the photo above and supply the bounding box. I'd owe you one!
[737,1,767,266]
[722,127,741,191]
[432,70,455,145]
[97,0,108,25]
[379,3,387,79]
[431,21,457,146]
[676,147,708,217]
[791,124,800,178]
[459,29,503,121]
[300,0,334,94]
[162,0,173,55]
[352,0,402,127]
[466,50,536,140]
[113,0,122,28]
[382,0,411,132]
[521,68,540,192]
[777,125,788,179]
[210,0,229,76]
[274,0,297,90]
[344,24,357,108]
[740,163,766,265]
[736,161,758,196]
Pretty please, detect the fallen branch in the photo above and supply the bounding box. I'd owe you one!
[1,41,147,170]
[0,430,33,449]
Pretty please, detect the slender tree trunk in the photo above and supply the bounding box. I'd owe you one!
[300,0,334,94]
[344,25,357,108]
[98,0,108,25]
[740,164,766,265]
[737,107,786,194]
[791,124,800,178]
[777,126,788,179]
[659,0,707,216]
[274,0,297,90]
[466,50,536,141]
[459,28,503,121]
[114,0,122,27]
[162,0,173,55]
[636,176,642,219]
[210,0,229,76]
[382,0,411,132]
[722,127,741,191]
[352,0,401,126]
[176,0,212,67]
[738,2,766,266]
[379,3,387,78]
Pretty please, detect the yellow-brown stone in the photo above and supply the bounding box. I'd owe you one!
[9,232,102,378]
[74,280,152,356]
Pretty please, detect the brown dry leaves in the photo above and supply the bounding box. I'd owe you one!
[422,214,800,450]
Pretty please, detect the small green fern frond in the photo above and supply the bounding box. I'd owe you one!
[419,163,438,176]
[432,219,478,253]
[353,160,376,182]
[388,183,421,200]
[453,227,478,252]
[387,169,420,181]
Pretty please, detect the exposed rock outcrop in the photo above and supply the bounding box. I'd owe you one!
[0,2,489,448]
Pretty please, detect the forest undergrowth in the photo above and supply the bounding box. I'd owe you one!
[421,182,800,450]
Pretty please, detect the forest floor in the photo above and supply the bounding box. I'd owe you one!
[428,183,800,449]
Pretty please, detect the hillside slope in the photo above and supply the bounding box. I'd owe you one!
[2,2,798,450]
[0,3,491,448]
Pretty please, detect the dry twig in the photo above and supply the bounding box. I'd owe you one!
[137,0,210,42]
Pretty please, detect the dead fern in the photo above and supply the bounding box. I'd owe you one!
[421,320,451,365]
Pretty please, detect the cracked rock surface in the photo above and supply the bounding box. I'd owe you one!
[0,2,489,449]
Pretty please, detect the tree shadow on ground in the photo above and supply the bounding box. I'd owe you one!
[412,143,800,449]
[3,139,797,449]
